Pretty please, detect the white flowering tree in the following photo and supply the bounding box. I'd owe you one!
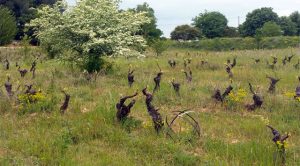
[29,0,149,72]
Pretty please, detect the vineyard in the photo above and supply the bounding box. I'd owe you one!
[0,47,299,165]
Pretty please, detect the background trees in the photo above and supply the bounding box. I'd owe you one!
[0,6,17,45]
[289,11,300,35]
[278,16,297,36]
[170,25,202,41]
[130,3,163,44]
[0,0,57,42]
[240,8,279,37]
[193,11,228,38]
[223,27,240,38]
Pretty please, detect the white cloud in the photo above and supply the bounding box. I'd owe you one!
[67,0,300,37]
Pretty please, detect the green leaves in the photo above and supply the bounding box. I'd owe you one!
[240,8,279,37]
[0,7,17,45]
[28,0,150,71]
[193,11,228,38]
[29,0,150,58]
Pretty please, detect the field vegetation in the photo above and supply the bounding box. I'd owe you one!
[0,47,299,165]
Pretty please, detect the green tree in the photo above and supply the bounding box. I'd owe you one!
[151,39,169,56]
[29,0,149,73]
[279,16,297,36]
[0,0,57,41]
[260,21,282,37]
[193,11,228,38]
[0,6,17,45]
[170,24,202,40]
[289,11,300,35]
[223,27,239,38]
[131,3,162,44]
[240,7,279,36]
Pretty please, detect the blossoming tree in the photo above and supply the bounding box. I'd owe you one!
[29,0,149,72]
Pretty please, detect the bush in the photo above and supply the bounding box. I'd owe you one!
[0,7,17,45]
[151,39,170,56]
[170,36,300,51]
[83,55,114,74]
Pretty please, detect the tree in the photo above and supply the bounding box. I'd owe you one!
[240,8,279,36]
[0,0,57,41]
[223,27,239,38]
[279,16,297,36]
[289,11,300,35]
[29,0,149,73]
[0,6,17,45]
[31,0,57,7]
[151,39,169,56]
[170,24,202,40]
[260,21,282,37]
[131,3,162,44]
[193,11,228,38]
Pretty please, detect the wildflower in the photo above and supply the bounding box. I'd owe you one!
[228,88,247,103]
[284,92,295,98]
[276,140,289,150]
[142,121,152,129]
[260,116,270,125]
[296,97,300,102]
[18,92,46,104]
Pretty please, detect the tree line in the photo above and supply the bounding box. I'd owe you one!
[0,1,163,46]
[171,8,300,40]
[1,1,300,45]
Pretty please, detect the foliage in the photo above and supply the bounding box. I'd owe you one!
[279,16,297,36]
[0,6,17,45]
[131,2,162,44]
[193,11,228,38]
[83,56,114,74]
[260,21,283,37]
[240,7,279,36]
[0,0,57,41]
[223,26,240,38]
[170,36,300,51]
[29,0,149,72]
[170,24,202,41]
[151,39,170,56]
[289,11,300,35]
[254,28,263,49]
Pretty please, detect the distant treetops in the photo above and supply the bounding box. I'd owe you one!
[171,8,300,41]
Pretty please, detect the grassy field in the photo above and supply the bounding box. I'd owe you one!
[0,47,299,165]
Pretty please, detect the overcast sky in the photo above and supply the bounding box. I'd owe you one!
[66,0,300,37]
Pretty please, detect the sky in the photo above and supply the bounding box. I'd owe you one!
[66,0,300,37]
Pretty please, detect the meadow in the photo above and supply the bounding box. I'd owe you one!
[0,47,299,165]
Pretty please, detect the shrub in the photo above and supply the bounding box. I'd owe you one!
[0,7,17,45]
[83,55,114,74]
[151,39,170,56]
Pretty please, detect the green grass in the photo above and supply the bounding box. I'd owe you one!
[0,47,299,165]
